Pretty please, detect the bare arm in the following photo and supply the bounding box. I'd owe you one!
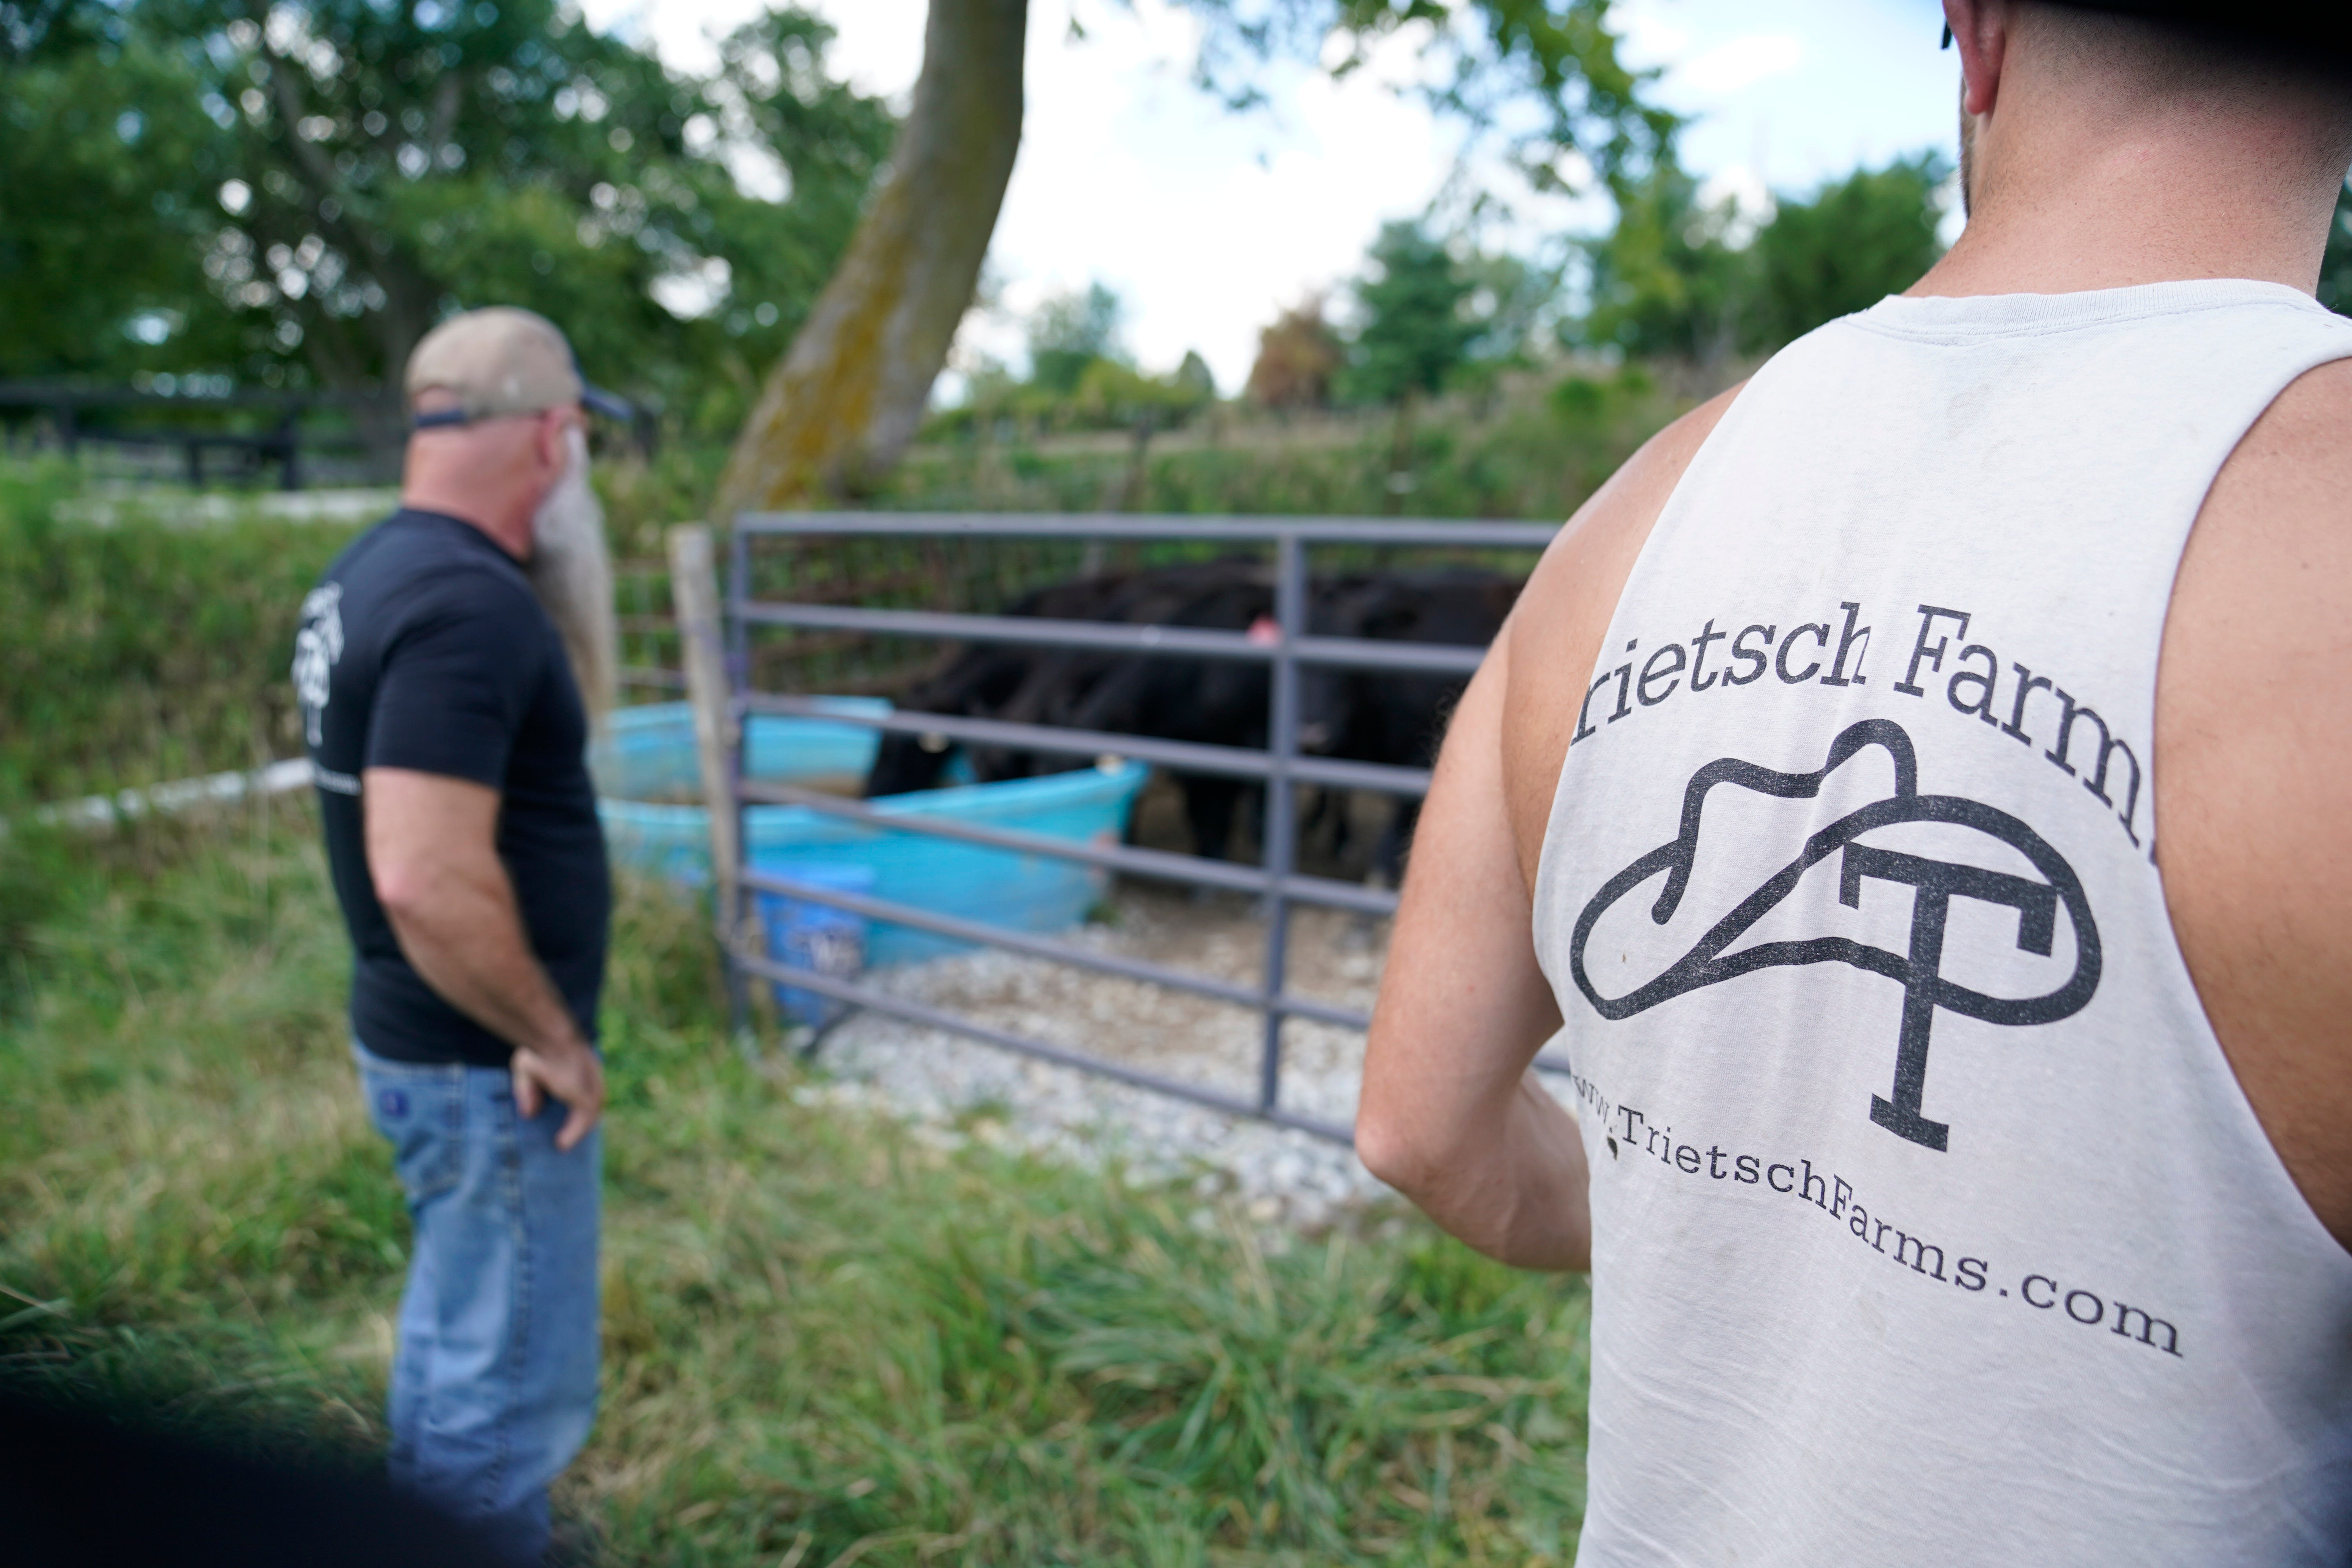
[1357,387,1743,1271]
[1356,637,1588,1270]
[2157,358,2352,1247]
[364,766,604,1149]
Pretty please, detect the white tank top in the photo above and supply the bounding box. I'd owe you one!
[1530,281,2352,1565]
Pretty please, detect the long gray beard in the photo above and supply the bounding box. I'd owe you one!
[527,425,619,726]
[1957,83,1977,221]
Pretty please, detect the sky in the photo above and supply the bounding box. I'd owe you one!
[578,0,1964,396]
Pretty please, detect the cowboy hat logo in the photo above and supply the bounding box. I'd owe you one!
[1570,720,2100,1151]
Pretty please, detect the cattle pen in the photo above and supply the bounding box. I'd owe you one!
[697,512,1563,1145]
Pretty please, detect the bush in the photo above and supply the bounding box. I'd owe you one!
[0,451,714,805]
[0,465,362,802]
[0,365,1679,807]
[887,367,1681,522]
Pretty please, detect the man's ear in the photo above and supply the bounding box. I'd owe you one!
[537,407,572,477]
[1945,0,2009,118]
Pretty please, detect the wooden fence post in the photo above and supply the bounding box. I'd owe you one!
[666,522,771,1040]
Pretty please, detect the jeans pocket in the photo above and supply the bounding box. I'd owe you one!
[358,1053,466,1205]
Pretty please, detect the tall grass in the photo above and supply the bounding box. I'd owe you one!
[0,804,1591,1563]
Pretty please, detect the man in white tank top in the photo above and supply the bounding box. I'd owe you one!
[1359,4,2352,1561]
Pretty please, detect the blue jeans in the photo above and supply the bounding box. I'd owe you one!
[356,1042,601,1564]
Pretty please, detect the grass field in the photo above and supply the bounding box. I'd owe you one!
[0,799,1593,1564]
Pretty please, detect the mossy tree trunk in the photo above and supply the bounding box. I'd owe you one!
[715,0,1028,518]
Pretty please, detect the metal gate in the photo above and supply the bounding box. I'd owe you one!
[712,513,1557,1143]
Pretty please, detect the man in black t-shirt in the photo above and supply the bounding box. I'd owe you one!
[292,307,624,1563]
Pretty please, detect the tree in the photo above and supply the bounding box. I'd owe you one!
[1068,357,1214,432]
[1455,249,1559,368]
[1246,297,1344,409]
[0,2,893,449]
[1026,281,1124,395]
[1172,349,1217,404]
[716,0,1027,515]
[1579,151,1949,367]
[717,0,1673,514]
[935,287,1205,439]
[1578,159,1751,365]
[1346,221,1477,406]
[1752,154,1949,345]
[0,28,231,384]
[0,0,110,62]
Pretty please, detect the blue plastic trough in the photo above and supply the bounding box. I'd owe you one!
[593,701,1151,966]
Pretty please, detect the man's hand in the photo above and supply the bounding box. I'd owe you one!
[512,1034,605,1151]
[366,766,606,1154]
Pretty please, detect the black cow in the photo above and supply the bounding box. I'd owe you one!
[862,571,1140,797]
[1304,569,1523,884]
[862,561,1522,875]
[1038,564,1279,859]
[863,561,1282,859]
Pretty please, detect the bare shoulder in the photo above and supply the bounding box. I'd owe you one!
[2158,354,2352,1247]
[1500,384,1745,889]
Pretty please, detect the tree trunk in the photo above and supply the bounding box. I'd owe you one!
[714,0,1028,519]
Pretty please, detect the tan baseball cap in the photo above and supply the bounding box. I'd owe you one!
[404,306,630,430]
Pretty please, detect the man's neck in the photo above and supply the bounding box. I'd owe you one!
[400,485,532,560]
[1913,105,2338,300]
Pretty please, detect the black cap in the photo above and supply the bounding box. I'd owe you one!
[404,305,637,431]
[580,383,634,422]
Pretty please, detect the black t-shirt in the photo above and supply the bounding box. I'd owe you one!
[295,509,610,1067]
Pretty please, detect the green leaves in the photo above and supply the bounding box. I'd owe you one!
[0,0,115,64]
[1751,153,1951,346]
[0,31,234,380]
[0,3,894,434]
[1175,0,1676,197]
[1346,222,1479,407]
[1027,282,1128,397]
[1331,222,1555,408]
[1583,152,1953,365]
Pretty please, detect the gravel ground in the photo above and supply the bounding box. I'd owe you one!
[790,883,1405,1230]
